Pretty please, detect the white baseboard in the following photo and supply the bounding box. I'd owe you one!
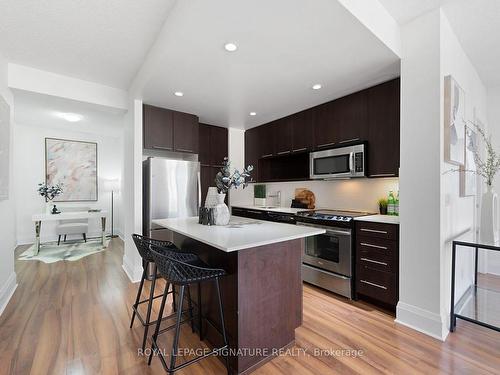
[122,254,143,283]
[395,301,448,341]
[0,272,18,316]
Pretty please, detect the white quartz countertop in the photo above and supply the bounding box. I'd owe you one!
[354,214,400,225]
[231,205,310,215]
[153,216,325,252]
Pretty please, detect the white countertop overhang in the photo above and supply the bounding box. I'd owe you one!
[153,216,325,252]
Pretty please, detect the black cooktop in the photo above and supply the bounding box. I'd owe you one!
[296,209,373,227]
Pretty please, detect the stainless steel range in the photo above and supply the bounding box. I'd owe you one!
[296,209,372,298]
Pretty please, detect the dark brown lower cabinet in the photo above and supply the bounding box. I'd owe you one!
[355,221,399,309]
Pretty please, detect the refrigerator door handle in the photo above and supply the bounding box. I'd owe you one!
[197,170,202,208]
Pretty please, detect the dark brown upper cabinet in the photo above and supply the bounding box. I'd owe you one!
[143,104,174,151]
[143,104,199,154]
[173,111,199,154]
[199,123,228,167]
[313,101,338,149]
[274,116,293,156]
[198,123,211,165]
[333,90,368,145]
[209,125,228,166]
[367,78,400,177]
[245,126,260,182]
[259,123,275,158]
[291,108,314,153]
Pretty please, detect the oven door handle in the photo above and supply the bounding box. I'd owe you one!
[325,229,351,237]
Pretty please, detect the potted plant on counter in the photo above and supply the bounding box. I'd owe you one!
[214,157,253,225]
[378,198,388,215]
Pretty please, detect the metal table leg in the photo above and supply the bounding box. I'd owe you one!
[101,217,106,246]
[450,242,456,332]
[34,221,41,255]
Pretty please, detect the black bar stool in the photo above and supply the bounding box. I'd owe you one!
[130,234,198,351]
[148,244,230,374]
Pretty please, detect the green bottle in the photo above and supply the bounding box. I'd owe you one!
[387,191,395,216]
[394,191,399,216]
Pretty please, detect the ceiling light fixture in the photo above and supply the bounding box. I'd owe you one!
[249,112,257,116]
[55,112,83,122]
[174,91,184,97]
[312,84,322,90]
[224,43,238,52]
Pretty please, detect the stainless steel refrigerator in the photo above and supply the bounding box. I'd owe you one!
[143,157,201,242]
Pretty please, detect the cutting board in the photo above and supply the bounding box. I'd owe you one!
[294,188,316,209]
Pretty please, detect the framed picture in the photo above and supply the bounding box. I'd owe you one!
[460,125,477,197]
[45,138,98,201]
[444,75,466,166]
[0,95,9,200]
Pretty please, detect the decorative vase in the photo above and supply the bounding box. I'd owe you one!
[205,187,219,208]
[213,193,230,226]
[379,205,388,215]
[480,185,499,243]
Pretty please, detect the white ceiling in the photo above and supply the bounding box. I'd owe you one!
[443,0,500,88]
[379,0,500,88]
[139,0,400,129]
[378,0,451,24]
[13,90,124,136]
[0,0,175,89]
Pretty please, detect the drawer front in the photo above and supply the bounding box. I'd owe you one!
[357,248,394,273]
[356,266,396,305]
[356,221,398,241]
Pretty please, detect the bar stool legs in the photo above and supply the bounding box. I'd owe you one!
[142,263,158,351]
[130,266,147,328]
[215,277,230,373]
[149,281,170,366]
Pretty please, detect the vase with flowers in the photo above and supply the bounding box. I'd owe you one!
[213,157,253,225]
[37,182,63,214]
[456,123,500,242]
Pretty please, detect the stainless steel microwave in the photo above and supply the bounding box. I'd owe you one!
[310,142,366,179]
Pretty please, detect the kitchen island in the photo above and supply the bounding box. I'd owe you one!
[153,216,325,374]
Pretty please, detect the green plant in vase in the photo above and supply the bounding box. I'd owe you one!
[254,184,266,207]
[378,198,388,215]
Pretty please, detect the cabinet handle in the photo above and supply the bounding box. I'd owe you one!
[261,154,273,158]
[246,210,263,215]
[277,150,291,155]
[339,138,360,144]
[360,228,388,235]
[360,257,388,266]
[152,146,173,150]
[292,148,307,153]
[316,142,335,148]
[360,280,387,290]
[360,242,388,250]
[370,174,396,177]
[176,148,194,153]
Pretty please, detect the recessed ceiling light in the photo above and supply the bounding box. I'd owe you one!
[55,112,83,122]
[224,43,238,52]
[312,84,322,90]
[249,112,257,116]
[174,91,184,97]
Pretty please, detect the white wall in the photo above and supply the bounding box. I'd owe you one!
[439,11,488,327]
[486,87,500,274]
[0,53,17,316]
[13,121,124,244]
[231,178,399,213]
[397,9,488,341]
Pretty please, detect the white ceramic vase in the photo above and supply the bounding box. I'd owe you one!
[213,193,230,226]
[205,187,219,208]
[480,185,499,243]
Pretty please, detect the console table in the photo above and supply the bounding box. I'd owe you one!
[31,211,108,255]
[450,230,500,333]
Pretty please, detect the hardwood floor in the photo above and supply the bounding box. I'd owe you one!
[0,239,499,374]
